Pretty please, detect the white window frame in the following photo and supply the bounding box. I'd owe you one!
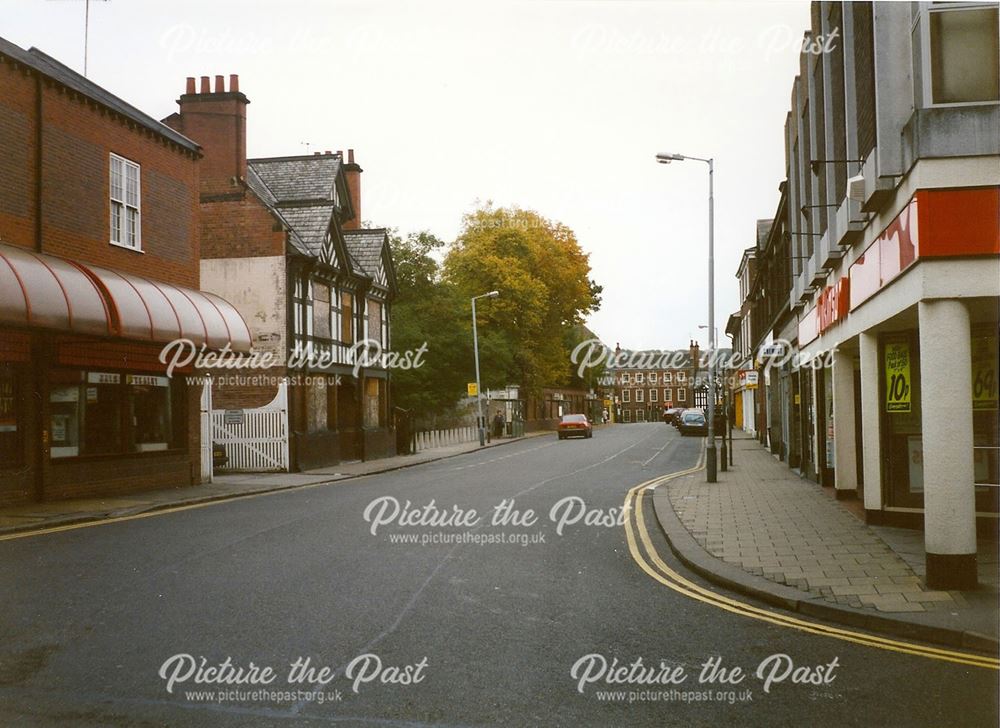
[622,389,630,403]
[636,388,644,403]
[649,372,658,385]
[650,388,658,402]
[920,3,1000,109]
[622,373,630,385]
[636,372,644,384]
[665,388,673,403]
[636,409,646,422]
[109,153,142,251]
[678,388,686,402]
[623,409,631,423]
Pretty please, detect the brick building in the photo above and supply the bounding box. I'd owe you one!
[0,39,251,504]
[611,345,699,423]
[163,77,397,470]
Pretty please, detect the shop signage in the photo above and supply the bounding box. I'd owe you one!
[972,334,998,410]
[817,277,850,335]
[884,342,912,413]
[467,383,478,397]
[87,372,120,385]
[744,371,759,389]
[759,343,785,360]
[127,374,169,387]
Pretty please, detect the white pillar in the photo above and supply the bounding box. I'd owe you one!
[859,331,883,511]
[832,348,858,497]
[919,300,977,589]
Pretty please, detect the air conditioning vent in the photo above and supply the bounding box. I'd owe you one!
[848,174,865,203]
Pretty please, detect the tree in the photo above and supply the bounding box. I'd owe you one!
[387,230,474,416]
[443,204,602,396]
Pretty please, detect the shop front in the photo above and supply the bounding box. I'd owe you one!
[0,243,251,505]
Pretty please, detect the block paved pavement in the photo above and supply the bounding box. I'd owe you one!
[665,432,974,615]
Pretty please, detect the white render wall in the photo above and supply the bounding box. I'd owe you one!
[201,256,287,364]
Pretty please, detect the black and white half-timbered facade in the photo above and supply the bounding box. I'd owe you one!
[246,153,398,468]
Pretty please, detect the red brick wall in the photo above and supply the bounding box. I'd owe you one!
[0,60,38,249]
[200,196,285,259]
[0,61,201,288]
[165,84,247,195]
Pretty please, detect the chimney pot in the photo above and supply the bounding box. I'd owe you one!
[325,150,332,155]
[314,152,321,155]
[200,76,210,93]
[337,149,343,159]
[229,74,239,92]
[348,148,355,164]
[215,75,224,93]
[186,77,196,94]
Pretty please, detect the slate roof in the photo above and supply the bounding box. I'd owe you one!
[247,155,341,203]
[343,229,387,280]
[0,36,199,153]
[274,204,336,258]
[245,155,346,260]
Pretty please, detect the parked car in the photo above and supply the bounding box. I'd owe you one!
[678,410,708,436]
[557,413,593,440]
[671,408,686,427]
[663,407,684,424]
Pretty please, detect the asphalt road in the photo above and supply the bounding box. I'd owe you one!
[1,423,997,727]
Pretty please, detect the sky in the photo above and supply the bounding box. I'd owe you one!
[2,0,811,352]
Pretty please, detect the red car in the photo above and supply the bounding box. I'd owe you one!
[557,414,593,440]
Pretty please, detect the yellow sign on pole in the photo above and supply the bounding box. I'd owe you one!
[885,341,911,413]
[467,382,478,397]
[972,334,998,410]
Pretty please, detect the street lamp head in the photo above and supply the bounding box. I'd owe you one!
[487,290,500,298]
[655,152,685,164]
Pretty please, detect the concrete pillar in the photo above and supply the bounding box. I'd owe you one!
[832,348,858,497]
[919,300,977,589]
[859,332,883,511]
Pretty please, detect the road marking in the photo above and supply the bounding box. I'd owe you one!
[622,459,1000,671]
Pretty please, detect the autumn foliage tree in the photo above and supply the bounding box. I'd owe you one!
[443,204,602,397]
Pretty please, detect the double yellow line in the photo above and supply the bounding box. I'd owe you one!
[623,462,1000,671]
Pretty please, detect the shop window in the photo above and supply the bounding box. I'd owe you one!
[0,366,22,466]
[128,375,172,452]
[49,371,179,459]
[880,334,923,508]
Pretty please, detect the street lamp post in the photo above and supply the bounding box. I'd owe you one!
[658,152,717,482]
[472,290,499,446]
[700,324,727,472]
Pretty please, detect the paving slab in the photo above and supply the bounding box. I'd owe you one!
[651,431,999,654]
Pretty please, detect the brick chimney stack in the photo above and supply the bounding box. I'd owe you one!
[342,148,362,230]
[163,75,249,195]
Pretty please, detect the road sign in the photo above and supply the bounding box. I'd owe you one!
[467,383,478,397]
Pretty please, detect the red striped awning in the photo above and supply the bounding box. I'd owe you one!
[0,242,251,352]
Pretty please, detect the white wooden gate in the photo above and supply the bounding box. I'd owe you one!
[200,379,214,482]
[211,381,290,472]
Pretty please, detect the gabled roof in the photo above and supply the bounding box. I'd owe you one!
[245,154,354,264]
[344,228,397,292]
[0,37,199,154]
[248,155,342,203]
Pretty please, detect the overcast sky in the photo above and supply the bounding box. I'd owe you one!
[4,0,811,352]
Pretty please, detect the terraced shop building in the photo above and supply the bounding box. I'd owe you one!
[163,77,397,471]
[0,39,251,505]
[762,2,999,589]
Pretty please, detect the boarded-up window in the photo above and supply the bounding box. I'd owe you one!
[368,300,382,346]
[314,284,331,339]
[364,377,379,427]
[341,292,354,344]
